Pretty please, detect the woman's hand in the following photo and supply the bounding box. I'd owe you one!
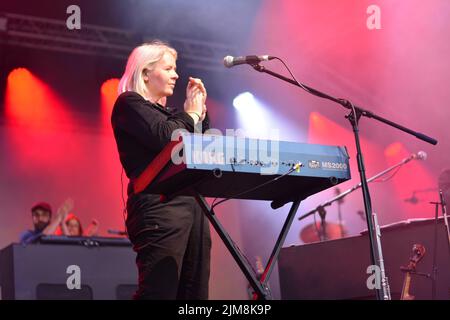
[42,198,73,235]
[85,219,99,237]
[189,77,207,105]
[200,103,207,122]
[184,77,207,123]
[56,198,73,223]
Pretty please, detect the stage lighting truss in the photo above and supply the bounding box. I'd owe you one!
[156,36,238,72]
[0,13,137,59]
[1,13,238,70]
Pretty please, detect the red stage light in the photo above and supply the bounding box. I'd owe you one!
[6,68,48,125]
[101,78,119,111]
[5,67,70,128]
[100,78,119,128]
[384,142,403,158]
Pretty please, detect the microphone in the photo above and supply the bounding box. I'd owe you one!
[404,194,419,204]
[405,151,427,163]
[107,229,127,236]
[413,151,427,160]
[223,55,275,68]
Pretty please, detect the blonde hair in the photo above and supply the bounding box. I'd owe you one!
[118,40,177,100]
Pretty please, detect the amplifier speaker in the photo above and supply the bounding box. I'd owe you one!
[0,243,138,300]
[279,217,450,299]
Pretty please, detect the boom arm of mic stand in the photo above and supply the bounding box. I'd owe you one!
[251,64,438,145]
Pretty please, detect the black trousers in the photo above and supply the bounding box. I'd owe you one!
[126,193,211,300]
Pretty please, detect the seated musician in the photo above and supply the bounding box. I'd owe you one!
[54,213,99,237]
[19,202,53,245]
[19,199,72,245]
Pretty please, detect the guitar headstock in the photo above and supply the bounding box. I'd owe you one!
[255,256,264,275]
[408,244,426,271]
[401,243,426,300]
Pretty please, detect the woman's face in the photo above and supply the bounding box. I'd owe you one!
[67,218,81,236]
[145,51,179,102]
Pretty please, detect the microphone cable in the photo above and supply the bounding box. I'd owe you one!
[210,162,302,211]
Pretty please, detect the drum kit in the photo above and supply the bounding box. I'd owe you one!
[300,168,450,244]
[300,221,347,243]
[299,187,348,244]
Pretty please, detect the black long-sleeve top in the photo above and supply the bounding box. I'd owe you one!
[111,91,209,181]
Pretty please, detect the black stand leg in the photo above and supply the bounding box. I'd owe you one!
[259,199,302,291]
[431,202,439,300]
[194,193,301,300]
[346,106,385,300]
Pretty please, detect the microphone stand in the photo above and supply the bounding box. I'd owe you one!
[317,206,328,241]
[428,190,450,299]
[336,192,345,237]
[298,153,421,224]
[439,190,450,252]
[404,187,438,204]
[250,63,438,300]
[428,200,440,300]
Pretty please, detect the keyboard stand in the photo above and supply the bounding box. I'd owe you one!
[194,192,302,300]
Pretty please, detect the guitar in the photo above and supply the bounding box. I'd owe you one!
[400,244,426,300]
[247,256,266,300]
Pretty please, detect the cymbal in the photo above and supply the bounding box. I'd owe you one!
[300,221,347,244]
